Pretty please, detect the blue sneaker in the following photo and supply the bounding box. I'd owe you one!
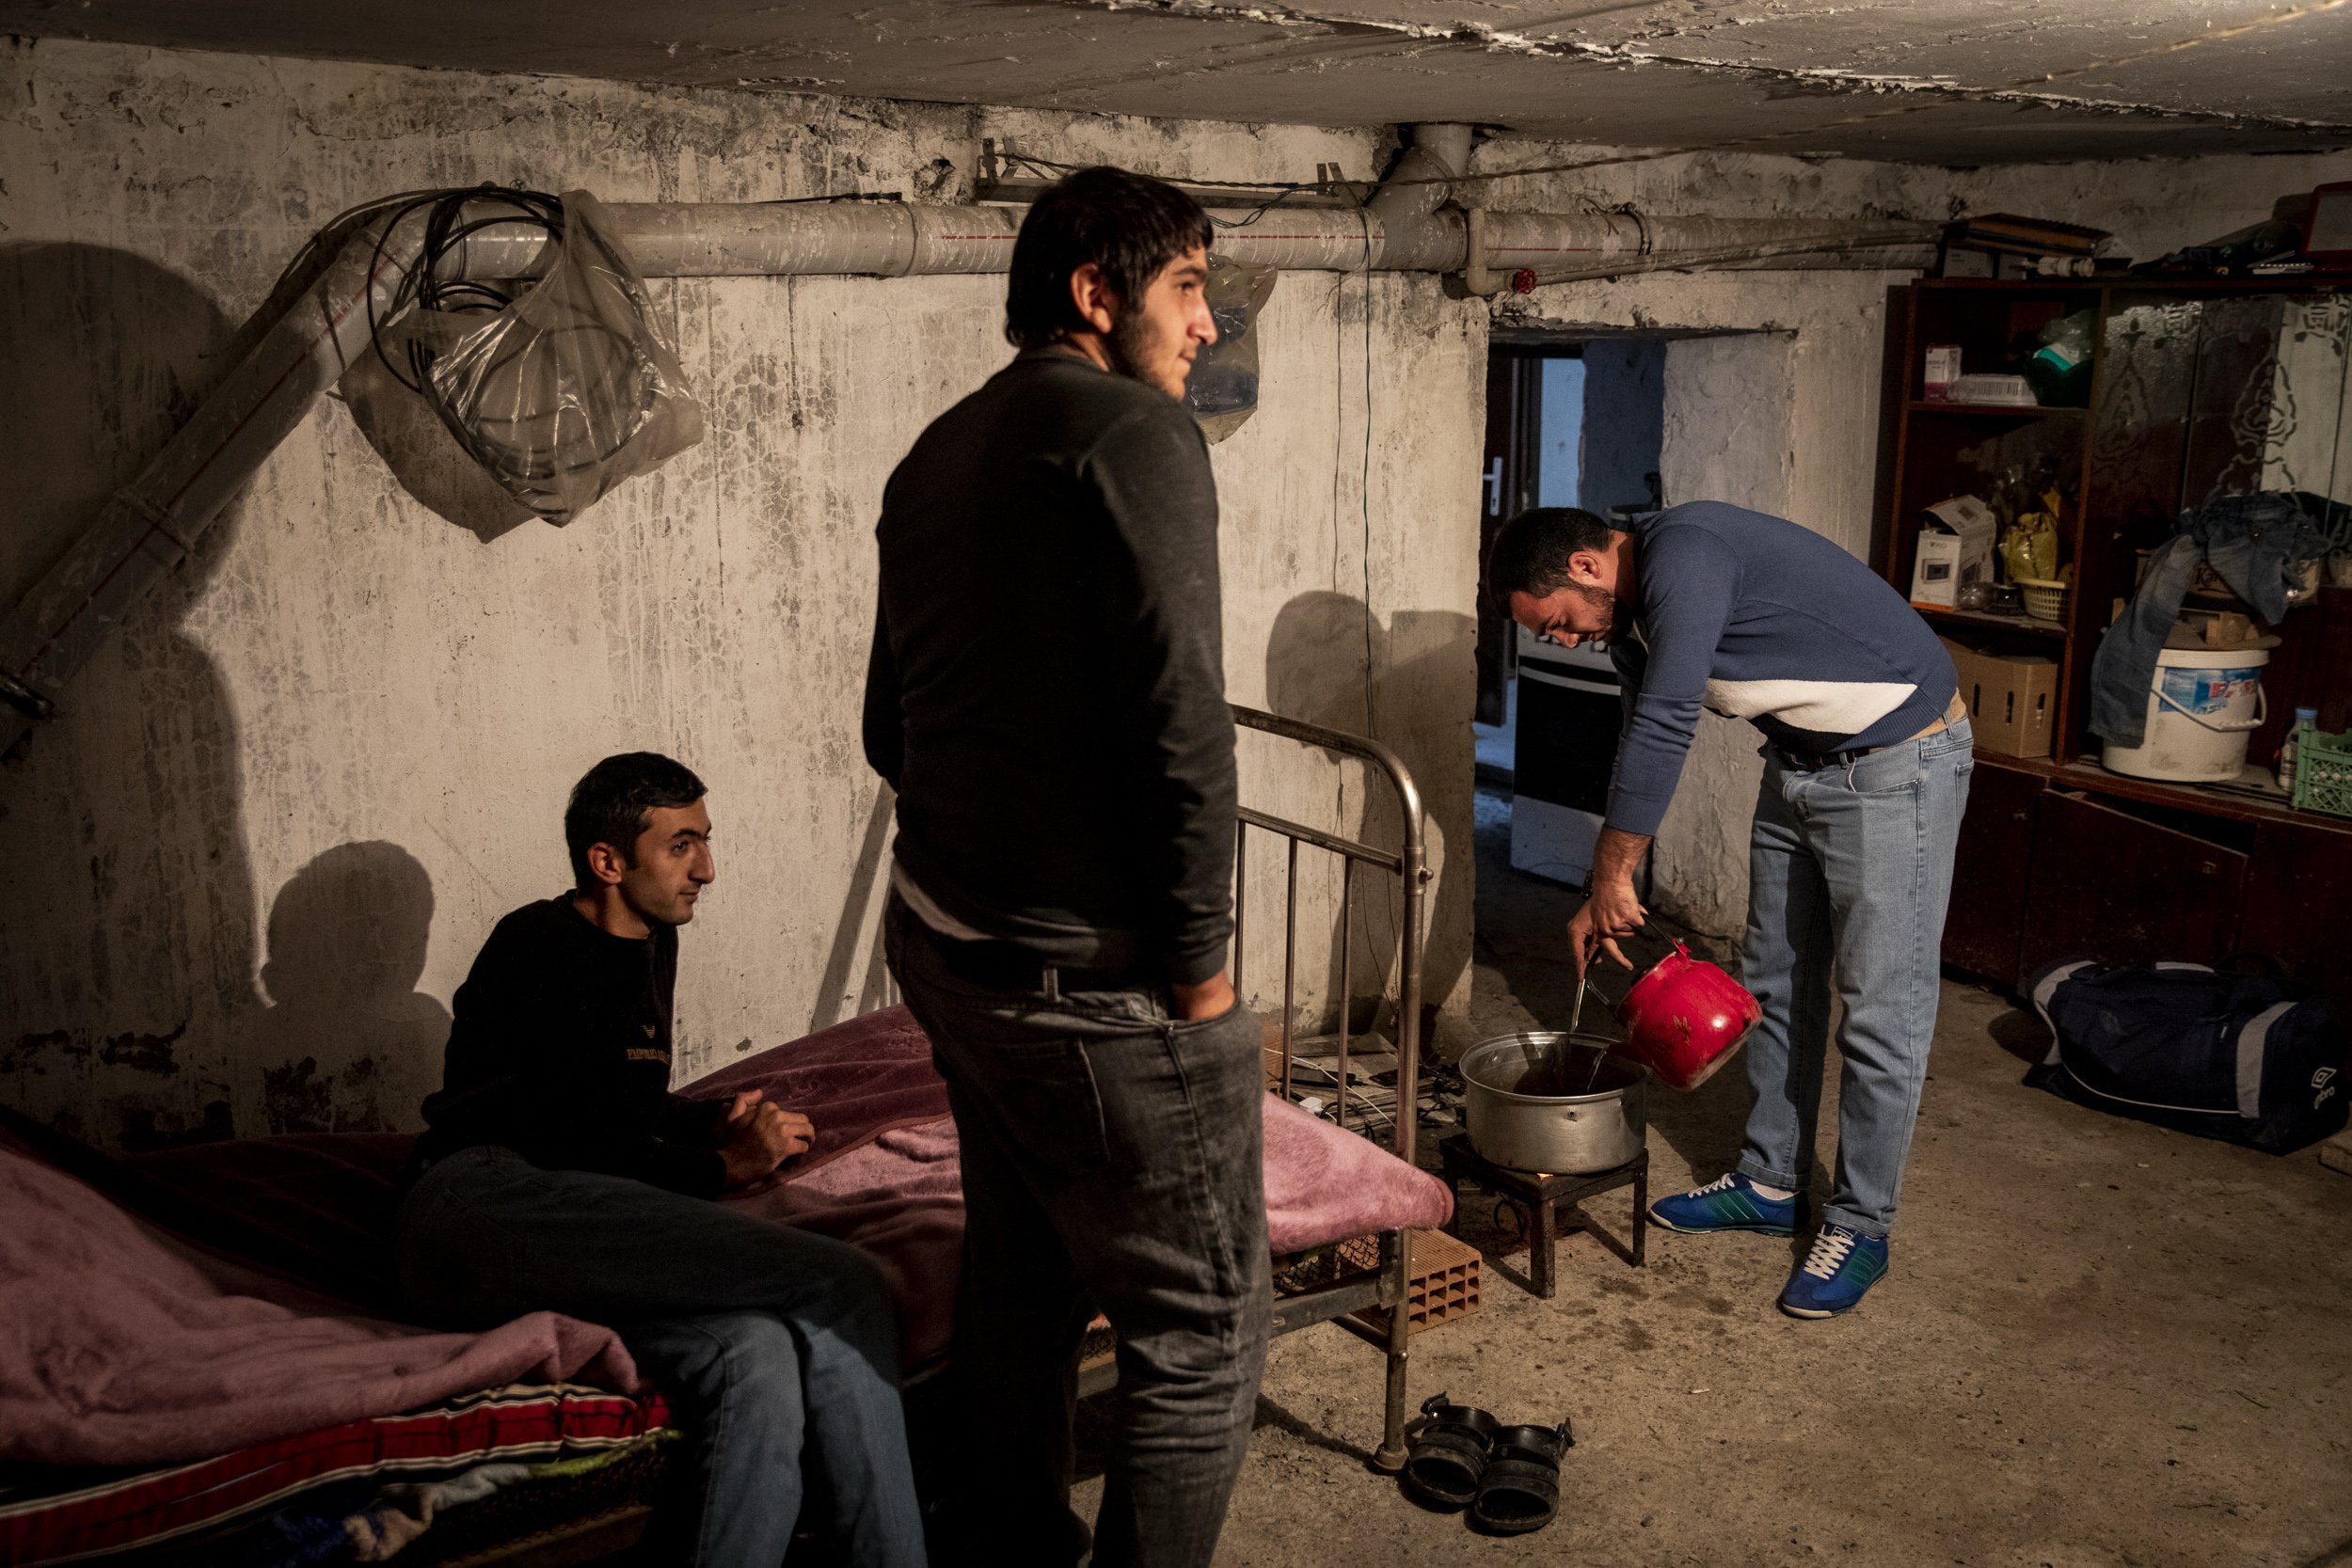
[1777,1225,1889,1318]
[1647,1173,1797,1237]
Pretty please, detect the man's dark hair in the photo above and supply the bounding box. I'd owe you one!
[1004,166,1216,351]
[564,752,707,889]
[1486,506,1616,604]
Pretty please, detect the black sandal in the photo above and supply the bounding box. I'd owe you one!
[1469,1418,1573,1535]
[1400,1392,1498,1512]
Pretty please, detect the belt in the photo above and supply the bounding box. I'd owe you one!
[928,932,1152,997]
[1772,694,1967,773]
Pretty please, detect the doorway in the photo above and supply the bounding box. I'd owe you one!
[1474,335,1666,888]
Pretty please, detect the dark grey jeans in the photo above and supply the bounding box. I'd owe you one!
[882,895,1270,1568]
[395,1147,927,1568]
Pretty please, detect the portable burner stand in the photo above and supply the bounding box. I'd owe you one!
[1438,1133,1648,1297]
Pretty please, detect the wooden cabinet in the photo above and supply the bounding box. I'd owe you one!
[1875,280,2352,1009]
[1945,756,2042,987]
[2238,821,2352,1017]
[2014,792,2249,979]
[1875,279,2352,763]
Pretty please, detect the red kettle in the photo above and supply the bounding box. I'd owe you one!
[1613,942,1762,1092]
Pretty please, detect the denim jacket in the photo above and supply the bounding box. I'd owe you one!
[2090,493,2328,748]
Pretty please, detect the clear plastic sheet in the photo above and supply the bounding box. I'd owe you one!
[385,190,704,523]
[1184,256,1278,445]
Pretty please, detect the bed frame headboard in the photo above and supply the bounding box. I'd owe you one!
[1231,703,1433,1472]
[1231,703,1430,1171]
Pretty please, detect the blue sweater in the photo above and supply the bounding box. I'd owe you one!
[1604,502,1958,837]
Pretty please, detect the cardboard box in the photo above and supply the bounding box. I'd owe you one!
[1958,650,2057,759]
[1922,343,1963,401]
[1938,637,1977,710]
[1910,496,1998,609]
[1911,531,1965,607]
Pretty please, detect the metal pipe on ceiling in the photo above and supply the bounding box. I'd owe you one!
[450,198,1934,278]
[0,133,1938,752]
[445,126,1937,279]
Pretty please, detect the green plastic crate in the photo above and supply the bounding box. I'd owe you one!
[2294,725,2352,819]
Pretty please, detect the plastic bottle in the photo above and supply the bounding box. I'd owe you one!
[2024,309,2096,407]
[2279,706,2318,800]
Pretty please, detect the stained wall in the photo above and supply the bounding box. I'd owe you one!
[1488,140,2352,938]
[6,36,2351,1143]
[0,39,1480,1145]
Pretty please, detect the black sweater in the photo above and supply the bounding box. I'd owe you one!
[411,897,727,1196]
[863,349,1237,985]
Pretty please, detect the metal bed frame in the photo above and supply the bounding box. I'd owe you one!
[1077,702,1432,1472]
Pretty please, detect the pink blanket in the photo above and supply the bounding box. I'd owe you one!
[711,1020,1454,1368]
[0,1146,639,1467]
[692,1006,950,1174]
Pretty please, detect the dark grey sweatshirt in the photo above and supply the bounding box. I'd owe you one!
[863,349,1237,985]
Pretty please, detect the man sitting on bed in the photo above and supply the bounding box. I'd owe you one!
[395,752,927,1568]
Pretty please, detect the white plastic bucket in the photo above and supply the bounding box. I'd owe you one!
[2102,646,2269,783]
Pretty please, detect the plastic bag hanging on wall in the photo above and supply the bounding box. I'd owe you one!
[1185,255,1278,445]
[383,189,704,523]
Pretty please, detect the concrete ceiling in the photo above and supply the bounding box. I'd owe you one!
[8,0,2352,165]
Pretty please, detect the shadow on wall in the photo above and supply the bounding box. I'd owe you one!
[1263,591,1476,1053]
[253,842,452,1134]
[806,784,899,1037]
[0,243,257,1151]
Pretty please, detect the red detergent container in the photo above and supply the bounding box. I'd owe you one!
[1613,942,1762,1092]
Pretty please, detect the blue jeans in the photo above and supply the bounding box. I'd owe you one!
[1734,719,1973,1239]
[882,895,1269,1568]
[395,1147,928,1568]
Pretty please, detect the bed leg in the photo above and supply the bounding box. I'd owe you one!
[1375,1323,1409,1472]
[1372,1231,1410,1473]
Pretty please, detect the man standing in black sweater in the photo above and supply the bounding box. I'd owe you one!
[866,168,1263,1568]
[397,752,926,1568]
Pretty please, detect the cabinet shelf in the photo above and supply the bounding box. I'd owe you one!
[2053,760,2352,835]
[1915,605,2067,640]
[1904,400,2088,418]
[1876,277,2352,1009]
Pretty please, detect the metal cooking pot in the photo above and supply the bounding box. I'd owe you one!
[1458,1031,1648,1174]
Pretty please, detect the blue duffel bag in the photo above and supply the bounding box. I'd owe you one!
[2024,958,2348,1155]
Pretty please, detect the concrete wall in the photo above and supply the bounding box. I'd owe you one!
[1534,356,1583,508]
[8,35,2352,1145]
[1577,341,1665,518]
[0,38,1482,1147]
[1484,138,2352,940]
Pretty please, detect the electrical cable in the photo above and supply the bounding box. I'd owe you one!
[1516,224,1941,288]
[362,185,566,398]
[755,191,905,205]
[995,150,1329,225]
[345,185,665,512]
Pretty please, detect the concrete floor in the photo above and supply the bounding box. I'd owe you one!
[1105,786,2352,1567]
